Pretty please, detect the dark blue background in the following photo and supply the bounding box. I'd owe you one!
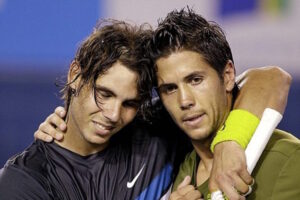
[0,0,102,166]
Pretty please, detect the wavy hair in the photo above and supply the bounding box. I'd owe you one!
[61,19,154,120]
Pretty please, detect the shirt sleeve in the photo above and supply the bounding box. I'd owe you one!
[0,166,51,200]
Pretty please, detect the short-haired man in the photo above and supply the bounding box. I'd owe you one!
[149,8,300,200]
[29,19,292,200]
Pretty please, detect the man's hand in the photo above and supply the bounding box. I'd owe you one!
[209,141,252,200]
[169,176,203,200]
[34,106,67,142]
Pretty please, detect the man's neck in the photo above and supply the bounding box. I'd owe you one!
[192,137,214,174]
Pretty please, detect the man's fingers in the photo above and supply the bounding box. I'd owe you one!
[211,173,243,200]
[171,177,203,200]
[54,106,66,118]
[34,130,53,142]
[34,107,67,142]
[47,112,67,132]
[184,189,202,200]
[209,171,252,199]
[216,172,249,199]
[235,167,253,195]
[36,121,64,141]
[231,173,252,195]
[177,176,191,189]
[238,168,253,185]
[168,192,180,200]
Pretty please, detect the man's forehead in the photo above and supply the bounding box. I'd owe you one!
[95,64,139,98]
[156,51,210,81]
[156,50,209,67]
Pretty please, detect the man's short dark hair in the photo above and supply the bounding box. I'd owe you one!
[62,20,154,120]
[149,8,234,85]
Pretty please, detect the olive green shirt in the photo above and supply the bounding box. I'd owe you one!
[173,130,300,200]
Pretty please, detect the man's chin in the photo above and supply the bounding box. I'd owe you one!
[186,129,212,142]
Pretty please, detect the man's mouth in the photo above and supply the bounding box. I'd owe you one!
[92,121,115,135]
[182,113,204,128]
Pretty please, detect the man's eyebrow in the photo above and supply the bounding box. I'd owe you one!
[95,86,116,97]
[183,71,206,82]
[95,85,141,101]
[157,83,177,92]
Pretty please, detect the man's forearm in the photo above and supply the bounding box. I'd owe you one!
[235,66,291,118]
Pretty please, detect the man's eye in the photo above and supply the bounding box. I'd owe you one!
[100,92,111,98]
[160,85,177,95]
[167,86,177,94]
[95,90,112,99]
[123,101,140,108]
[190,77,203,85]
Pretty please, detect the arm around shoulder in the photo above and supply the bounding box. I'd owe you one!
[235,66,292,118]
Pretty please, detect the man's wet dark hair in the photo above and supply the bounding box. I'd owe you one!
[62,19,154,120]
[149,7,235,86]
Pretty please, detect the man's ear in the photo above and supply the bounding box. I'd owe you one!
[223,60,236,92]
[68,60,81,90]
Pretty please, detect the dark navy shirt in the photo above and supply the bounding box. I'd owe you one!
[0,117,190,200]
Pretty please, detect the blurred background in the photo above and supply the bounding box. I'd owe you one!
[0,0,299,166]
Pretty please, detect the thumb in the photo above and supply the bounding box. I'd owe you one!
[177,176,191,190]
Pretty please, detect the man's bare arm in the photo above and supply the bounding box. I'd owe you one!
[235,66,291,117]
[209,66,292,199]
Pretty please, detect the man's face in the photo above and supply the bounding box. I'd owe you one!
[156,50,234,141]
[68,61,139,151]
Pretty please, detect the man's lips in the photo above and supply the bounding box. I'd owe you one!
[92,120,115,135]
[182,113,204,128]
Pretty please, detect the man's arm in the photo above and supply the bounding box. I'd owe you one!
[209,66,292,199]
[234,66,291,117]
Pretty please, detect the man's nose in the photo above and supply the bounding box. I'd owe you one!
[103,100,121,123]
[178,84,195,110]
